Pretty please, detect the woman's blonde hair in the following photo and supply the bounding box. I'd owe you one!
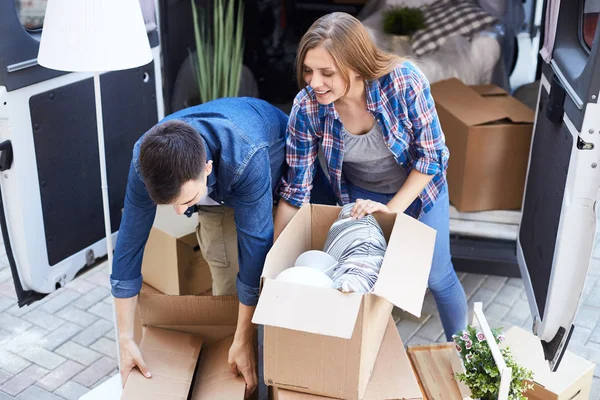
[296,12,404,94]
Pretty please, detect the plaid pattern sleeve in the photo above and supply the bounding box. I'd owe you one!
[394,63,449,177]
[278,94,320,207]
[411,0,497,57]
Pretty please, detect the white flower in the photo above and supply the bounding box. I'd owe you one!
[465,340,473,350]
[498,334,505,342]
[455,344,462,352]
[462,333,470,340]
[477,332,485,342]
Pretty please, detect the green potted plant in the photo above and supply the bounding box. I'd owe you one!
[189,0,245,105]
[381,6,426,41]
[453,325,535,400]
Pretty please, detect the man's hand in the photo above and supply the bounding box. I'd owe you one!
[351,199,393,219]
[228,331,257,398]
[119,337,151,386]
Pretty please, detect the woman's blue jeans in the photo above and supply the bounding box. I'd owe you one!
[345,181,468,341]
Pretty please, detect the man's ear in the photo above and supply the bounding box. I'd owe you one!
[204,160,213,176]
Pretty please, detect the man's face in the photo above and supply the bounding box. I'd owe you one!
[171,161,212,215]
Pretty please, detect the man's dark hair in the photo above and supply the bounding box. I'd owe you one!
[139,120,206,204]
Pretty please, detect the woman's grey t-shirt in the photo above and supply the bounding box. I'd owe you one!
[342,122,407,194]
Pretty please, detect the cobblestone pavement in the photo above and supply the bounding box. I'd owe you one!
[0,235,599,399]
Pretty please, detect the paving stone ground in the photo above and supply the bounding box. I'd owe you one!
[0,231,599,399]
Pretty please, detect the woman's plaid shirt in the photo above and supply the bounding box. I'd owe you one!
[278,61,449,219]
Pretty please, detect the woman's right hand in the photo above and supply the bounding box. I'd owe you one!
[119,337,151,386]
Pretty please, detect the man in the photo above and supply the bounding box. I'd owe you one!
[110,97,288,397]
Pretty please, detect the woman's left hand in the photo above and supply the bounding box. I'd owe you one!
[351,199,393,219]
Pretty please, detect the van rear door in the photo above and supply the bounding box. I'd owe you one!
[517,0,600,370]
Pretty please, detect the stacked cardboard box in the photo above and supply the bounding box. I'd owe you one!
[502,326,595,400]
[430,78,535,212]
[141,205,212,296]
[122,283,248,399]
[121,206,247,400]
[271,318,423,400]
[254,204,436,399]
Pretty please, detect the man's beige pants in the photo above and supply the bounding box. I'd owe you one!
[195,205,239,296]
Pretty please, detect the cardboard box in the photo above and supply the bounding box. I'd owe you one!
[502,326,595,400]
[430,78,535,212]
[253,204,436,400]
[122,284,246,399]
[121,327,204,399]
[269,318,423,400]
[141,206,212,295]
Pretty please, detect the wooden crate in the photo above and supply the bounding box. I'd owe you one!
[407,343,465,400]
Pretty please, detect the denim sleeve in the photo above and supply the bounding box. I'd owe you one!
[231,148,274,306]
[110,160,156,298]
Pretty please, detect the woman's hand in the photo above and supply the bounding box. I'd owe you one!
[351,199,393,219]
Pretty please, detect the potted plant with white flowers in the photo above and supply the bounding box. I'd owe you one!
[453,325,534,400]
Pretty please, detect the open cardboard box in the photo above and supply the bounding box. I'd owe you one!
[122,283,247,399]
[430,78,535,212]
[141,205,212,295]
[252,204,436,400]
[502,326,595,400]
[270,317,423,400]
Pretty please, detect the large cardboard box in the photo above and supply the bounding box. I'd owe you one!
[270,318,423,400]
[430,78,535,212]
[253,204,436,400]
[141,206,212,295]
[122,284,246,399]
[502,326,595,400]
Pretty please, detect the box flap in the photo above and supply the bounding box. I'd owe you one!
[191,335,246,399]
[310,205,346,250]
[431,78,509,126]
[138,291,238,327]
[471,84,508,96]
[262,204,311,280]
[501,326,551,386]
[121,327,203,399]
[502,326,595,392]
[270,317,423,400]
[252,278,363,339]
[147,326,237,346]
[141,228,181,295]
[373,213,436,317]
[179,232,199,248]
[363,317,423,400]
[484,95,535,124]
[141,282,162,295]
[153,205,198,238]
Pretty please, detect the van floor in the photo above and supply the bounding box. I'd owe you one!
[0,232,598,399]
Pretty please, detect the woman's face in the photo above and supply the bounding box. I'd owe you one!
[302,46,348,104]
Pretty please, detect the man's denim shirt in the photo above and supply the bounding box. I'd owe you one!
[110,97,288,306]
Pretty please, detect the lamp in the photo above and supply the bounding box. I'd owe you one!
[37,0,151,275]
[37,0,153,378]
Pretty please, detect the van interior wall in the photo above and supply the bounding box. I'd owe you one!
[161,0,367,115]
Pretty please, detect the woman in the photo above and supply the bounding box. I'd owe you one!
[273,12,467,340]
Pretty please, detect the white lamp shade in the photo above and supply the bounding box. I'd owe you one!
[37,0,153,72]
